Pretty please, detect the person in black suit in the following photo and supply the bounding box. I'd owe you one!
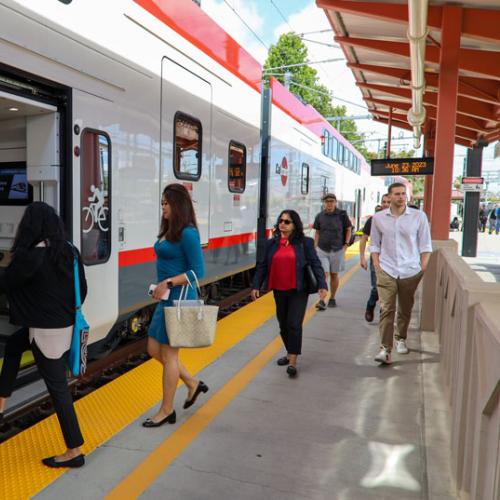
[0,202,87,468]
[251,210,327,377]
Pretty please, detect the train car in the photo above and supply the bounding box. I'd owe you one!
[0,0,385,374]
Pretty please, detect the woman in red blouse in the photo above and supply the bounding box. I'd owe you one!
[251,210,327,377]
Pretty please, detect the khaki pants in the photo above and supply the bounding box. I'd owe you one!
[376,269,423,350]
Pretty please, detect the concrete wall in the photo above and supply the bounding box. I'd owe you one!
[421,242,500,500]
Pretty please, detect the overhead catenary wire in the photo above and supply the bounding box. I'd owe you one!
[222,0,269,51]
[289,80,369,111]
[269,0,293,32]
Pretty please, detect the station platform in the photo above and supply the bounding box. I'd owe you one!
[450,231,500,283]
[0,247,459,500]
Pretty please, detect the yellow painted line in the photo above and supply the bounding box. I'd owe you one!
[106,262,360,499]
[0,294,277,499]
[0,248,361,499]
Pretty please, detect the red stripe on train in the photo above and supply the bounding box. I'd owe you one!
[118,231,264,267]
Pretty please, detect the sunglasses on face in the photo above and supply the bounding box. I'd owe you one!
[279,218,293,225]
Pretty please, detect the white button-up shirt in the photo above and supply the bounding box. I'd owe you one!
[369,206,432,279]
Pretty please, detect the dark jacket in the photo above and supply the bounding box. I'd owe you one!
[252,236,327,292]
[0,246,87,328]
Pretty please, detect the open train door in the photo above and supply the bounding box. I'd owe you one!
[160,57,212,245]
[0,69,71,384]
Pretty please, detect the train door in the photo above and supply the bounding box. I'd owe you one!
[161,57,212,245]
[72,89,117,342]
[0,74,70,383]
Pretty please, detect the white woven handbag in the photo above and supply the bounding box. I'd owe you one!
[163,273,218,348]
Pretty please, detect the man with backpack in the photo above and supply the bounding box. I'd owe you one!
[313,193,352,309]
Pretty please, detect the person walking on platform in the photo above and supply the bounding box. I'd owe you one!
[369,183,432,365]
[479,205,488,233]
[313,193,352,310]
[143,183,208,428]
[251,210,327,377]
[359,194,391,322]
[488,206,497,234]
[0,202,87,468]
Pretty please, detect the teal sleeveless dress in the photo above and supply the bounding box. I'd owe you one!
[147,226,205,345]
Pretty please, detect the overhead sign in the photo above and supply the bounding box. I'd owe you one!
[370,157,434,176]
[462,176,484,184]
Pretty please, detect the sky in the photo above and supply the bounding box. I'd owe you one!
[201,0,499,183]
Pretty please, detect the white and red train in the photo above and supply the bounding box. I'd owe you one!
[0,0,392,353]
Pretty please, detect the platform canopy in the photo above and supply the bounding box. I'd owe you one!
[316,0,500,149]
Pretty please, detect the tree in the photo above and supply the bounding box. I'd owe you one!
[264,33,370,159]
[453,176,463,189]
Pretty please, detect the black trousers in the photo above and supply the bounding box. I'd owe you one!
[273,289,309,355]
[0,327,84,449]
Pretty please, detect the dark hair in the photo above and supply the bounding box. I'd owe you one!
[388,182,406,194]
[158,183,198,241]
[381,193,391,201]
[273,210,304,243]
[12,202,72,275]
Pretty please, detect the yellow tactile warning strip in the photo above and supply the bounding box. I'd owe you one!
[0,291,276,499]
[0,351,35,371]
[0,249,360,499]
[106,263,360,499]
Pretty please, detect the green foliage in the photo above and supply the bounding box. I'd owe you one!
[264,33,369,159]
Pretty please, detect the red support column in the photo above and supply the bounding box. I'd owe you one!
[430,4,463,239]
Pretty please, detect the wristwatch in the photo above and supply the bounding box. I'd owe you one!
[166,280,174,289]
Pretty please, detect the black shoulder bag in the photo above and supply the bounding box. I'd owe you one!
[302,241,318,294]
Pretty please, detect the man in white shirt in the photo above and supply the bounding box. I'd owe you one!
[369,182,432,364]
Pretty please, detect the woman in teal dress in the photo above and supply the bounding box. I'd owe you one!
[143,184,209,427]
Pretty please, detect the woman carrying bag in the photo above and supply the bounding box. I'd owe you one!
[0,202,86,468]
[143,183,208,427]
[251,210,327,377]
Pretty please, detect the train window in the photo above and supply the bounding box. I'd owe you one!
[301,163,310,195]
[228,141,246,193]
[332,138,338,161]
[324,130,330,157]
[174,112,202,180]
[80,130,111,265]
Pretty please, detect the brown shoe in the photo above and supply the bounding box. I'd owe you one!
[365,307,375,323]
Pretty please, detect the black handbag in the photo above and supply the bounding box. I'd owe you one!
[303,263,318,294]
[302,242,318,294]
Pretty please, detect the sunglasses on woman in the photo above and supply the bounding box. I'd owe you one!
[279,218,293,225]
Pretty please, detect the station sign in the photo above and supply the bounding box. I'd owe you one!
[461,176,484,193]
[370,157,434,176]
[461,184,484,192]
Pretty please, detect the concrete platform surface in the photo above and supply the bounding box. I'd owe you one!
[450,231,500,282]
[36,261,456,500]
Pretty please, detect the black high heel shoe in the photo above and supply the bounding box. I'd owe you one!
[276,356,289,366]
[42,454,85,468]
[183,381,209,409]
[142,410,176,427]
